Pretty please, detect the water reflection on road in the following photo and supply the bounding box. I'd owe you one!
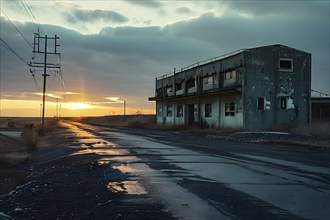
[63,121,330,220]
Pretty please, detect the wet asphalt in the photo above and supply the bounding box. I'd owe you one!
[1,120,329,220]
[69,121,330,220]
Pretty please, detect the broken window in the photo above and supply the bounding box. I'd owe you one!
[205,103,212,117]
[166,105,172,117]
[257,97,265,110]
[225,102,235,116]
[279,58,293,71]
[204,76,213,84]
[176,83,182,91]
[280,97,287,109]
[177,105,183,117]
[166,85,173,94]
[225,70,236,80]
[186,78,195,89]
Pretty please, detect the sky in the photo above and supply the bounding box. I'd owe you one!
[0,0,329,117]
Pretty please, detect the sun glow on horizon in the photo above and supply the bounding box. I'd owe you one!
[62,102,103,110]
[0,99,155,117]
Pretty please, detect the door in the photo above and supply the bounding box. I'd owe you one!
[188,104,195,125]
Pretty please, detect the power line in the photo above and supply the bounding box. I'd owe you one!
[32,72,41,93]
[20,0,46,35]
[1,38,43,94]
[19,0,39,32]
[0,38,30,66]
[0,8,33,49]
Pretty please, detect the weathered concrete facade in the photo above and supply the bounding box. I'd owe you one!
[149,45,311,131]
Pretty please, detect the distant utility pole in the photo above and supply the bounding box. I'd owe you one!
[30,33,60,125]
[123,101,126,116]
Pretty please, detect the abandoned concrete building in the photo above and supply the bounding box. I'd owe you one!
[149,44,311,131]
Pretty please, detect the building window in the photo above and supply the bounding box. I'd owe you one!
[177,105,183,117]
[280,97,287,109]
[225,102,235,116]
[205,104,212,117]
[157,107,162,116]
[166,85,173,94]
[186,78,195,89]
[166,105,172,117]
[176,83,182,91]
[279,58,293,72]
[257,97,265,110]
[204,76,213,84]
[225,70,236,80]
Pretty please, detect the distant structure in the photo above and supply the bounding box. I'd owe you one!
[311,97,330,121]
[149,44,311,130]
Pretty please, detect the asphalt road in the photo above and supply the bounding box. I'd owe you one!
[68,121,330,220]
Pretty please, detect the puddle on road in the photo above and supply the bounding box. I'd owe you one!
[107,181,147,195]
[98,156,141,164]
[114,164,135,175]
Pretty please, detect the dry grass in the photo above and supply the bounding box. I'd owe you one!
[76,115,157,129]
[76,115,244,135]
[0,153,30,168]
[20,118,59,151]
[291,121,330,139]
[270,120,330,140]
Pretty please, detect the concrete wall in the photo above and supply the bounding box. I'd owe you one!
[243,45,311,130]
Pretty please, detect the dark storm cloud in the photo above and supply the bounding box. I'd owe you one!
[175,7,192,14]
[64,9,128,24]
[1,4,329,107]
[124,0,162,8]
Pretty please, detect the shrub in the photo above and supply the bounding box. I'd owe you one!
[21,126,39,151]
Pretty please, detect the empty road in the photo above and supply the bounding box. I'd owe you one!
[66,121,330,220]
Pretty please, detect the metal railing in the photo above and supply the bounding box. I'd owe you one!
[156,49,245,80]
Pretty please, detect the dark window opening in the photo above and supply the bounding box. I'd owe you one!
[176,83,182,91]
[279,59,293,71]
[177,105,183,117]
[186,78,195,89]
[205,104,212,117]
[166,105,172,117]
[225,102,235,116]
[280,97,287,109]
[257,98,265,110]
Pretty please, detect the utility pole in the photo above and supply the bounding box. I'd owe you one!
[56,98,59,118]
[123,101,126,116]
[30,33,60,125]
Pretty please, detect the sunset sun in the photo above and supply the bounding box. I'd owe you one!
[62,102,100,110]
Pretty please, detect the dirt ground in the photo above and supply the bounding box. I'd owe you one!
[0,122,174,220]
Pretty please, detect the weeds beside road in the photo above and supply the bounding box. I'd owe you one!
[0,118,60,196]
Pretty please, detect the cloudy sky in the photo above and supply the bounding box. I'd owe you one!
[0,0,329,117]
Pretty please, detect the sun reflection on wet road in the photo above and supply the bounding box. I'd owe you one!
[107,181,147,195]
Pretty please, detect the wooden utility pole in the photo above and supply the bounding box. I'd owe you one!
[124,101,126,116]
[30,33,60,125]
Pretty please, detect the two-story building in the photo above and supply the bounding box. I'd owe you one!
[149,44,311,131]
